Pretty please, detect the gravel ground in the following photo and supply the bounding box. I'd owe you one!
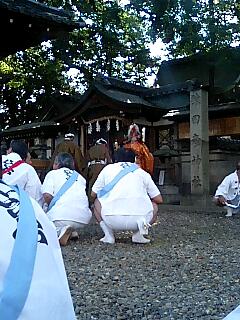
[62,208,240,320]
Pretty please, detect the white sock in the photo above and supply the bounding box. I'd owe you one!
[99,221,115,244]
[137,217,150,235]
[132,231,150,244]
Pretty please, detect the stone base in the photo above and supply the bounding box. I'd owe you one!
[158,185,180,205]
[180,194,215,209]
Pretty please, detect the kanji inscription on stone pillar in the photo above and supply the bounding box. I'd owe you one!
[190,89,209,196]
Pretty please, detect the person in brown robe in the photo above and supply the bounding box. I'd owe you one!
[50,133,86,173]
[84,138,112,204]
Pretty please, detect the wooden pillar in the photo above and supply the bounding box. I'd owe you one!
[147,126,156,152]
[173,122,181,187]
[80,125,85,156]
[51,137,55,157]
[190,89,209,204]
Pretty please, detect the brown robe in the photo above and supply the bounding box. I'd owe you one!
[50,140,86,173]
[84,144,112,202]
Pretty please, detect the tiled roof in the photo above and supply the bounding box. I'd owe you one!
[0,0,85,57]
[156,47,240,93]
[0,0,82,26]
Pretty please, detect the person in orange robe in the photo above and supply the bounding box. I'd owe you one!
[124,124,154,175]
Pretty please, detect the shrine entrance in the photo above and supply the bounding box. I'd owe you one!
[85,117,131,160]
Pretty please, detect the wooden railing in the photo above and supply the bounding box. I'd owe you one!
[31,159,50,182]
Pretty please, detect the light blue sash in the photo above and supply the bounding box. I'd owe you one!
[48,170,78,211]
[97,163,138,198]
[230,195,240,208]
[225,195,240,210]
[0,183,38,319]
[223,305,240,319]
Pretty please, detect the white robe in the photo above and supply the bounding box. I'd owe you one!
[42,168,92,224]
[2,152,42,205]
[215,171,240,201]
[0,181,76,320]
[92,162,160,216]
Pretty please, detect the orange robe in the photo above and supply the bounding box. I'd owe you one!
[124,141,154,175]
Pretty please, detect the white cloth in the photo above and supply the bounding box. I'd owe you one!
[0,181,76,320]
[214,171,240,201]
[92,162,160,216]
[42,168,92,224]
[54,220,85,237]
[2,152,42,204]
[103,212,153,231]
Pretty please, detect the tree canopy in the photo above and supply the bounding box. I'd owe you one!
[127,0,240,57]
[1,0,240,128]
[1,0,156,128]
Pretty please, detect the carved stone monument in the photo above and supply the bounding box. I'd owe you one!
[190,89,209,205]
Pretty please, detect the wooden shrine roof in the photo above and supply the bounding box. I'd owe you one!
[156,47,240,95]
[164,101,240,122]
[47,76,194,124]
[1,76,214,137]
[2,120,63,139]
[0,0,85,57]
[4,74,240,138]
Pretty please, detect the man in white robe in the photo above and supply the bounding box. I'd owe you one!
[0,180,76,319]
[213,161,240,217]
[91,149,163,244]
[42,152,92,246]
[2,140,42,205]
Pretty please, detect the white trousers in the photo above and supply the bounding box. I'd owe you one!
[224,206,240,215]
[102,212,153,231]
[54,220,85,237]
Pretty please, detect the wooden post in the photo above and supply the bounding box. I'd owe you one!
[80,125,85,156]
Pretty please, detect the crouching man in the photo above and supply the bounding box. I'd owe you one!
[213,161,240,217]
[91,149,163,244]
[2,139,42,205]
[42,152,92,246]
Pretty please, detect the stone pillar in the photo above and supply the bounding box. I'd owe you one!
[190,89,209,204]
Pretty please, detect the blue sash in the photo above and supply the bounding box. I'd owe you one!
[223,305,240,319]
[230,195,240,208]
[225,195,240,210]
[48,170,78,211]
[97,163,138,198]
[0,183,38,319]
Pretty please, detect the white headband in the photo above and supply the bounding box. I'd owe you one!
[96,138,107,145]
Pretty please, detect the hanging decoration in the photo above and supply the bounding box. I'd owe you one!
[87,123,92,134]
[96,121,101,132]
[142,127,146,142]
[106,119,110,132]
[116,120,119,131]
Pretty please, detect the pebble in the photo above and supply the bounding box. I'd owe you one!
[62,209,240,319]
